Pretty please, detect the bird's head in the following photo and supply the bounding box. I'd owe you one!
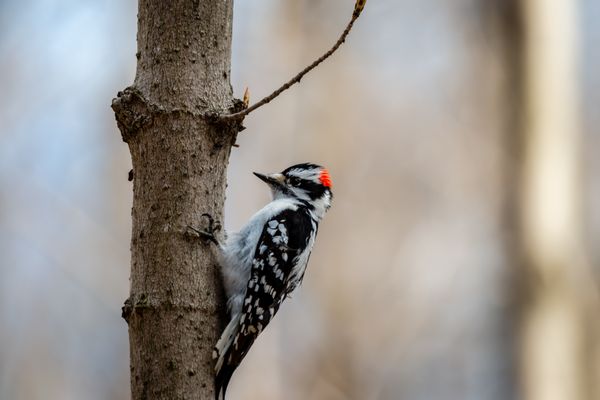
[254,163,333,216]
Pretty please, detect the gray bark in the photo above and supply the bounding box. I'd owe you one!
[112,1,241,398]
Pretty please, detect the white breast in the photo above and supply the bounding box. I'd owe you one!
[220,198,299,315]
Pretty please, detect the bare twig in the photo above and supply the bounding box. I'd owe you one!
[220,0,367,121]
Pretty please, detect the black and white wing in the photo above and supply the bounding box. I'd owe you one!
[215,207,316,399]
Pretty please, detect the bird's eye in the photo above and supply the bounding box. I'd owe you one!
[289,177,301,187]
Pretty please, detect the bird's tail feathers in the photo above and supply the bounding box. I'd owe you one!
[215,362,235,400]
[214,314,240,400]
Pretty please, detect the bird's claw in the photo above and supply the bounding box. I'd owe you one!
[186,213,221,246]
[201,213,222,235]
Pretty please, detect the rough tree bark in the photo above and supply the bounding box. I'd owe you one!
[111,1,240,398]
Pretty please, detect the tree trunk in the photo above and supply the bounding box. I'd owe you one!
[112,1,240,398]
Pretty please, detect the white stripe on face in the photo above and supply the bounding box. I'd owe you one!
[285,167,320,183]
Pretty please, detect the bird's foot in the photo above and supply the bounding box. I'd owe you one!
[186,213,222,246]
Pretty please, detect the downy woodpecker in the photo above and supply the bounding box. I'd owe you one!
[207,163,332,400]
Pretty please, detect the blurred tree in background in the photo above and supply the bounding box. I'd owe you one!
[0,1,599,399]
[516,1,598,400]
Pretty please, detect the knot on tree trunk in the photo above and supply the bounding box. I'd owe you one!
[112,87,154,143]
[112,87,245,144]
[205,97,247,134]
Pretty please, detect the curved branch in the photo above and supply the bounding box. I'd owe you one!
[220,0,367,122]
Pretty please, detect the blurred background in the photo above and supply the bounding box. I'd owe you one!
[1,0,599,399]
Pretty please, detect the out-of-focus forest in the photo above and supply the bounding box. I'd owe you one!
[1,0,599,399]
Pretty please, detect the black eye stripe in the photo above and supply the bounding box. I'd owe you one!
[289,176,314,188]
[290,180,326,199]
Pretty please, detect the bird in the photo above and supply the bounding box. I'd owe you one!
[199,163,332,400]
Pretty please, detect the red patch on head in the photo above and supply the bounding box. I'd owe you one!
[319,169,332,188]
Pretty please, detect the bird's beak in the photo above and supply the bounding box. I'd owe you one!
[253,172,285,188]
